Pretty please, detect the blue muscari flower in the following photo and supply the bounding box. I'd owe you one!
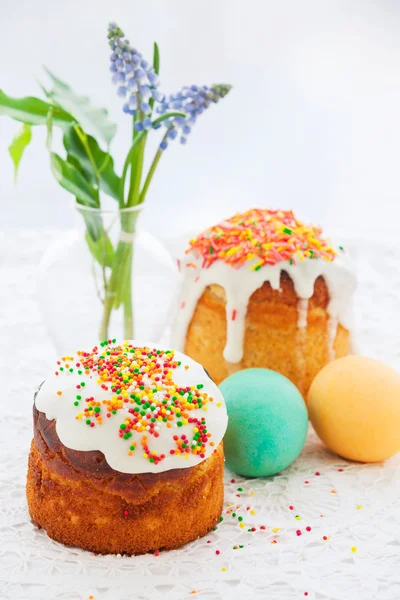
[108,22,164,117]
[160,139,168,151]
[157,83,231,145]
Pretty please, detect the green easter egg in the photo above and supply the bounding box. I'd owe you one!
[219,368,308,477]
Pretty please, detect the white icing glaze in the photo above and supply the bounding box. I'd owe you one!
[172,248,356,364]
[35,342,228,475]
[297,298,309,328]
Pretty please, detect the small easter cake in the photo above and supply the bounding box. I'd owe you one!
[27,340,227,555]
[172,209,356,396]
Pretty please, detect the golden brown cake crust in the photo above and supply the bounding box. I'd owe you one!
[184,272,350,396]
[27,406,224,555]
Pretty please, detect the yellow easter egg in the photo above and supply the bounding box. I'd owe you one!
[308,356,400,462]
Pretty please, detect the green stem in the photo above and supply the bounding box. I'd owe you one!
[123,245,133,338]
[139,145,163,204]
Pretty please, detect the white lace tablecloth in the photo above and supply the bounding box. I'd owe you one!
[1,230,399,600]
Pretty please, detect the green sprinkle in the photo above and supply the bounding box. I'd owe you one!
[69,368,73,373]
[85,419,91,425]
[197,384,204,389]
[81,382,85,387]
[177,421,183,427]
[237,487,243,492]
[77,370,82,375]
[74,401,79,406]
[120,423,126,430]
[283,227,292,235]
[219,516,224,522]
[94,406,100,413]
[238,516,243,522]
[76,395,81,400]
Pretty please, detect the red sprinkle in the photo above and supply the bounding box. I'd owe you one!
[306,526,311,532]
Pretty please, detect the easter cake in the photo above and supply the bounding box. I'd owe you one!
[172,209,356,396]
[27,341,227,555]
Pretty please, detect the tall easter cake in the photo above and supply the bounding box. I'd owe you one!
[172,209,356,396]
[27,341,227,555]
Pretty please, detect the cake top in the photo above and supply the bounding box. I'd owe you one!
[35,340,228,474]
[187,208,338,270]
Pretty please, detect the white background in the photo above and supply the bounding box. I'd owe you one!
[1,0,400,242]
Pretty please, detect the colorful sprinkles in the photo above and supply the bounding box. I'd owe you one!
[55,341,217,466]
[187,208,337,270]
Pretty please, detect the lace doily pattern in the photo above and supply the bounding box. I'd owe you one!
[1,231,399,600]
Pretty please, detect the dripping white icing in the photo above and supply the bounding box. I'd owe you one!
[35,342,228,475]
[327,316,339,362]
[171,249,356,364]
[297,298,309,328]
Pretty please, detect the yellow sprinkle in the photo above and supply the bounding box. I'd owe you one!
[296,250,305,261]
[272,527,280,533]
[221,568,227,572]
[250,510,256,515]
[239,523,245,529]
[357,505,362,510]
[250,260,264,271]
[227,503,233,507]
[351,546,357,553]
[295,516,301,520]
[250,491,255,496]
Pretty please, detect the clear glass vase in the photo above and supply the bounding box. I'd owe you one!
[38,202,178,354]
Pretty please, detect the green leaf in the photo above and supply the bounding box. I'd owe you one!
[63,126,121,200]
[152,112,186,128]
[153,42,160,75]
[0,90,74,130]
[50,152,98,206]
[85,231,114,268]
[8,124,32,181]
[44,67,117,145]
